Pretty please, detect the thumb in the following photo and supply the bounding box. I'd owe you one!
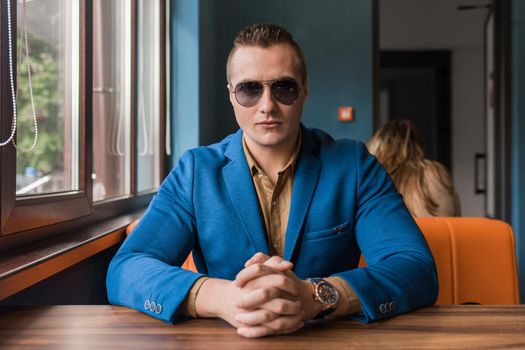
[244,252,270,267]
[262,255,294,272]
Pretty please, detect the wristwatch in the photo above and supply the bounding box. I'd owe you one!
[308,277,339,319]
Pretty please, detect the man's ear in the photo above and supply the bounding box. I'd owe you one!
[227,84,235,106]
[303,79,309,101]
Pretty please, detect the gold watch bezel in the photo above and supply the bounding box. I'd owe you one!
[310,278,339,310]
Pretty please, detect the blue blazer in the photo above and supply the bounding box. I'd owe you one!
[107,126,438,323]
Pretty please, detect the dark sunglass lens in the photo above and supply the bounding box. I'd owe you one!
[271,80,299,105]
[235,81,263,107]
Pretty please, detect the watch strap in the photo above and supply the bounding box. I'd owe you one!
[313,308,336,320]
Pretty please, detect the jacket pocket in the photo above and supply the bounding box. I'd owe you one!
[302,219,352,242]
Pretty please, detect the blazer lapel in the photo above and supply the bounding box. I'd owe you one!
[284,127,320,261]
[222,130,269,255]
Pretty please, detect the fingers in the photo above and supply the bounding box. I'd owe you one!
[238,272,300,297]
[236,298,302,323]
[235,308,278,326]
[235,261,294,288]
[238,325,273,338]
[236,286,301,311]
[244,252,270,267]
[262,256,294,272]
[237,314,305,338]
[235,263,275,287]
[232,253,304,339]
[244,253,294,271]
[236,286,291,309]
[260,298,302,316]
[263,312,304,332]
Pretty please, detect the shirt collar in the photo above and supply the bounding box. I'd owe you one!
[242,130,302,177]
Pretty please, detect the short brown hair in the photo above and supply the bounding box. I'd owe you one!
[226,23,307,84]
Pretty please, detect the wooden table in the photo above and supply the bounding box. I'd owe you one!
[1,305,525,349]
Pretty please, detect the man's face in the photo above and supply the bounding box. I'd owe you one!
[228,44,308,153]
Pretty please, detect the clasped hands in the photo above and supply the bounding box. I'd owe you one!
[195,252,325,338]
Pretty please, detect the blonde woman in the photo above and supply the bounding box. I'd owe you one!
[367,119,461,217]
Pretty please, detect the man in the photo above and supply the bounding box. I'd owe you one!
[107,23,438,338]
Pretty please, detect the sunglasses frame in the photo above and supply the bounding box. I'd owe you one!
[229,78,303,107]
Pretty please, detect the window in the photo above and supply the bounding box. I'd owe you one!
[136,0,162,192]
[15,0,80,196]
[0,0,168,246]
[92,0,132,201]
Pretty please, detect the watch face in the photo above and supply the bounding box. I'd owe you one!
[317,282,338,305]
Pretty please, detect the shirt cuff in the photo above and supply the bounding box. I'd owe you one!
[185,277,210,318]
[329,276,362,316]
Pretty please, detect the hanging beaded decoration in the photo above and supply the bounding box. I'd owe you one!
[3,0,39,152]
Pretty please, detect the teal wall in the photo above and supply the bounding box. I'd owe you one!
[171,0,375,162]
[512,0,525,302]
[171,0,200,160]
[199,0,374,146]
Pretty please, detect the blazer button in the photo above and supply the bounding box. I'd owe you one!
[155,303,162,314]
[389,301,396,312]
[149,301,157,312]
[385,302,391,313]
[379,303,387,314]
[144,299,151,310]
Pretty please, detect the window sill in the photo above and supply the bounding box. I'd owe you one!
[0,210,143,300]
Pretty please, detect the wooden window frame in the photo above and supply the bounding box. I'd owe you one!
[0,0,168,252]
[0,0,93,237]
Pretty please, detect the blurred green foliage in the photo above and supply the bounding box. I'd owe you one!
[16,32,62,176]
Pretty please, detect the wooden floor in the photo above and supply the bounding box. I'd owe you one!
[1,305,525,349]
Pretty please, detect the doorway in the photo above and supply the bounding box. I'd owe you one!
[376,0,510,218]
[380,50,451,171]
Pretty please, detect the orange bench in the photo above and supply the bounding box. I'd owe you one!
[414,217,519,305]
[126,217,520,305]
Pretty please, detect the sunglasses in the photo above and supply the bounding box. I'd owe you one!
[230,79,302,107]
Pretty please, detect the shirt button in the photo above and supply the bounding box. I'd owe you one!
[144,300,151,310]
[379,303,387,314]
[149,301,157,312]
[155,304,162,314]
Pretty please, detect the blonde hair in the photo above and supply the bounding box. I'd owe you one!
[367,119,456,216]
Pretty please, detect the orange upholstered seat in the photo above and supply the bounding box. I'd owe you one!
[126,217,520,305]
[359,217,520,305]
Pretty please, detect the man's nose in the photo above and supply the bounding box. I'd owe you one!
[259,84,277,113]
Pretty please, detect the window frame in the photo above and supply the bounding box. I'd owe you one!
[0,0,92,237]
[0,0,168,250]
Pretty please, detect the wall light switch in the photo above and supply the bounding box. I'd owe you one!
[338,106,354,122]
